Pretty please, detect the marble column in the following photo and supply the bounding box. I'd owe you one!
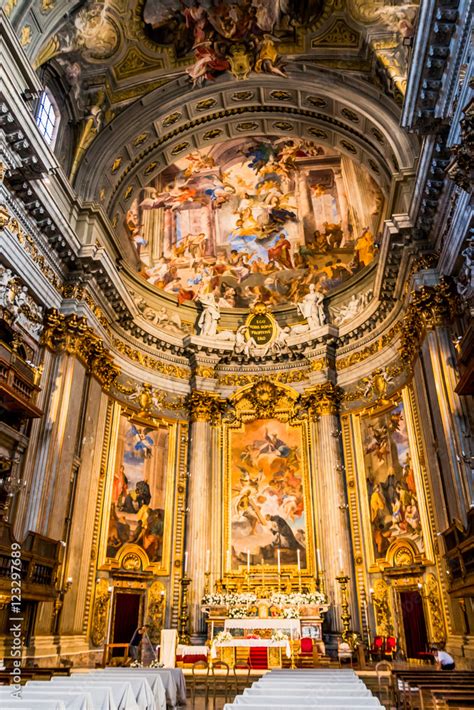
[185,391,222,642]
[304,383,355,633]
[420,326,473,520]
[333,169,350,244]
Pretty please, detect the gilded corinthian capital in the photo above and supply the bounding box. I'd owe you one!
[299,382,344,418]
[186,390,224,424]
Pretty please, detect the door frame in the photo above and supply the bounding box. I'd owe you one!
[394,583,428,658]
[109,588,145,645]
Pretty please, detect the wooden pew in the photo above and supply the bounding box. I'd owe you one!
[393,671,474,710]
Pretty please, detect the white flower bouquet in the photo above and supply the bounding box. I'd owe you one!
[271,630,289,642]
[282,607,299,618]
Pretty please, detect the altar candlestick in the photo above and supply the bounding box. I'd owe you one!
[297,549,301,573]
[205,549,210,573]
[184,551,188,575]
[247,549,250,575]
[226,549,231,572]
[317,548,322,570]
[338,548,343,572]
[277,549,281,575]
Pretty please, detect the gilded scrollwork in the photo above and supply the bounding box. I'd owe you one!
[425,573,447,644]
[146,581,166,644]
[372,578,393,637]
[90,579,111,647]
[42,309,120,390]
[399,279,463,369]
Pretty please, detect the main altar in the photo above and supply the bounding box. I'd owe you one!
[201,574,329,668]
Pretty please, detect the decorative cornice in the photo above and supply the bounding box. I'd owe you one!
[41,309,120,390]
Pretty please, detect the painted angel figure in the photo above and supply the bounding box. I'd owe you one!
[129,425,154,458]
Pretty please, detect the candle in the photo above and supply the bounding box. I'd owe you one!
[317,548,322,570]
[205,549,210,573]
[184,551,188,574]
[226,549,231,572]
[338,548,343,572]
[297,549,301,573]
[247,549,250,574]
[277,548,281,575]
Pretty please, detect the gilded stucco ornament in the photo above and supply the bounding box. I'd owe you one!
[447,99,474,192]
[425,573,447,644]
[299,382,344,418]
[187,390,224,424]
[399,279,463,369]
[90,579,111,647]
[372,578,393,637]
[42,309,120,390]
[146,581,166,644]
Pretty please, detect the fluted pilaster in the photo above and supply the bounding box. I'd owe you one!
[185,391,222,641]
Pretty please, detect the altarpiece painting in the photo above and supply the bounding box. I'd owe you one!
[103,414,171,568]
[359,400,425,561]
[227,418,310,570]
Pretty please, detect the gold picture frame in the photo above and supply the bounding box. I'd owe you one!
[97,401,177,575]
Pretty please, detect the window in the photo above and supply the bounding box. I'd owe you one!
[35,91,58,147]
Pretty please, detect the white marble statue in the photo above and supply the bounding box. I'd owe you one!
[332,290,372,326]
[0,267,15,309]
[197,292,220,337]
[296,284,326,329]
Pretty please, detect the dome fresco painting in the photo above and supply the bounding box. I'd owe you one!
[127,137,383,309]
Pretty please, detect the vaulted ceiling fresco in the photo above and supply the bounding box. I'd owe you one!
[126,137,384,309]
[13,0,419,110]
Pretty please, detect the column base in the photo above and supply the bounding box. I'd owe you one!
[190,632,207,645]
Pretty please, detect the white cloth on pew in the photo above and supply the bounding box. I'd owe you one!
[97,671,165,710]
[0,687,93,710]
[239,694,380,705]
[225,705,379,710]
[103,667,185,707]
[246,686,371,696]
[83,673,156,710]
[26,681,116,710]
[1,701,66,710]
[50,679,137,710]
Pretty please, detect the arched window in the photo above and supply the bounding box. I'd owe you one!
[35,90,59,147]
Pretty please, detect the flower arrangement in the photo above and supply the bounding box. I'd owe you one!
[282,607,299,618]
[213,631,233,644]
[270,591,327,607]
[201,592,258,607]
[271,630,289,642]
[130,660,143,668]
[228,606,250,618]
[149,659,164,668]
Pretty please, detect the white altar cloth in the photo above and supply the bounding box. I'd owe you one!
[212,639,291,658]
[176,644,208,656]
[224,618,299,634]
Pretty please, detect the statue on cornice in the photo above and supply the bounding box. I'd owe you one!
[296,284,326,330]
[197,292,220,337]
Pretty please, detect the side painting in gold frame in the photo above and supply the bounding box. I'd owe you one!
[227,417,310,570]
[358,399,425,561]
[100,407,176,573]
